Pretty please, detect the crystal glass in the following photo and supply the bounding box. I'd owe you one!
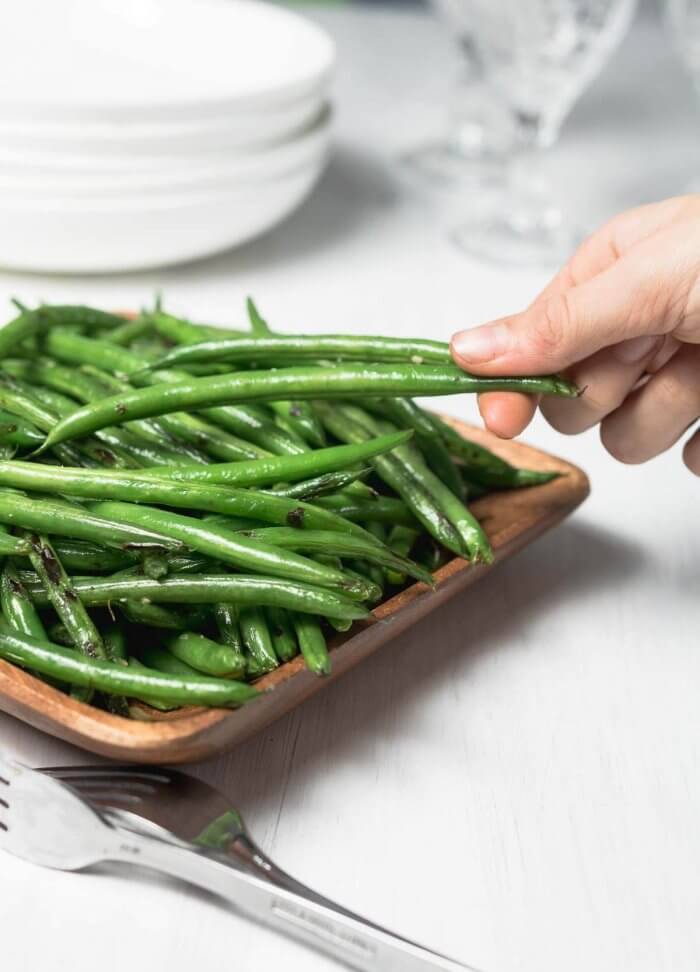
[401,0,517,182]
[665,0,700,82]
[665,0,700,193]
[448,0,638,266]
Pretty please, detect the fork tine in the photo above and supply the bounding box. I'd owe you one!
[0,759,14,832]
[49,774,157,796]
[44,765,172,784]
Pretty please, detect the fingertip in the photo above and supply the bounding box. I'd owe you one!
[478,392,538,439]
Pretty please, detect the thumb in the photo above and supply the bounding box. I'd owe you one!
[450,251,682,376]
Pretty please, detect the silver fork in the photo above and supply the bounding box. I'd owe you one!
[1,757,477,972]
[43,763,385,928]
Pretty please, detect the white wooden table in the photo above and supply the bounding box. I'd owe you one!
[1,5,699,971]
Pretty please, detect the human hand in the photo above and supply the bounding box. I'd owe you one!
[450,195,700,475]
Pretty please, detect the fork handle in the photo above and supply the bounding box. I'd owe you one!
[227,834,403,938]
[113,827,477,972]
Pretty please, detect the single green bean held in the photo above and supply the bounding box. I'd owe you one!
[37,363,577,453]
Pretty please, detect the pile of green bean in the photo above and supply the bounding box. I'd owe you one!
[0,299,576,717]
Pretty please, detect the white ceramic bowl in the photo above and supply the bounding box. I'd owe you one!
[0,160,327,274]
[0,108,331,196]
[0,90,328,159]
[0,0,335,123]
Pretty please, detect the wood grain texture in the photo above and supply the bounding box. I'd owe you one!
[0,418,589,763]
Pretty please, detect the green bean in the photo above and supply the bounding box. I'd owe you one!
[72,364,210,466]
[104,317,151,346]
[125,657,181,712]
[200,403,307,456]
[34,303,129,330]
[139,644,196,678]
[265,607,298,663]
[246,297,271,336]
[363,398,465,499]
[382,423,492,562]
[169,420,270,462]
[159,554,211,575]
[342,559,385,607]
[239,606,278,676]
[150,310,246,345]
[42,329,307,457]
[236,527,433,585]
[326,615,353,633]
[0,491,180,552]
[428,413,561,490]
[316,402,488,560]
[0,307,50,357]
[23,532,107,661]
[270,400,326,448]
[165,631,246,679]
[385,525,420,586]
[0,376,136,469]
[119,600,206,631]
[242,300,327,447]
[141,550,169,580]
[0,531,30,557]
[79,364,266,463]
[135,432,411,487]
[14,357,202,467]
[0,410,44,449]
[136,643,201,677]
[25,574,369,620]
[103,623,128,662]
[292,614,330,676]
[270,468,371,500]
[50,539,136,574]
[313,493,418,528]
[146,334,458,370]
[0,626,259,706]
[139,643,202,678]
[201,515,266,534]
[362,408,492,562]
[1,564,47,640]
[87,500,374,598]
[65,364,210,465]
[213,603,243,651]
[38,362,577,454]
[316,407,464,555]
[0,461,385,544]
[46,622,75,647]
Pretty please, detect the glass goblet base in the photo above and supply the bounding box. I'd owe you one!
[401,140,505,188]
[450,192,581,267]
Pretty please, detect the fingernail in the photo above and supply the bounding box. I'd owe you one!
[451,324,507,364]
[612,336,660,364]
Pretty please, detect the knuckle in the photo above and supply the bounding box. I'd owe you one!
[530,295,573,358]
[652,368,700,416]
[578,383,626,416]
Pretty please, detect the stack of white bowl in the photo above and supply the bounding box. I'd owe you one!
[0,0,335,273]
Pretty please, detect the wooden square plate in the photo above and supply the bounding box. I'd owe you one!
[0,418,588,763]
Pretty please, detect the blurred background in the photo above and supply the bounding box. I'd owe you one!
[1,0,699,275]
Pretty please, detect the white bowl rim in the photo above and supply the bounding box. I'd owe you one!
[0,155,328,213]
[0,109,332,196]
[0,0,335,119]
